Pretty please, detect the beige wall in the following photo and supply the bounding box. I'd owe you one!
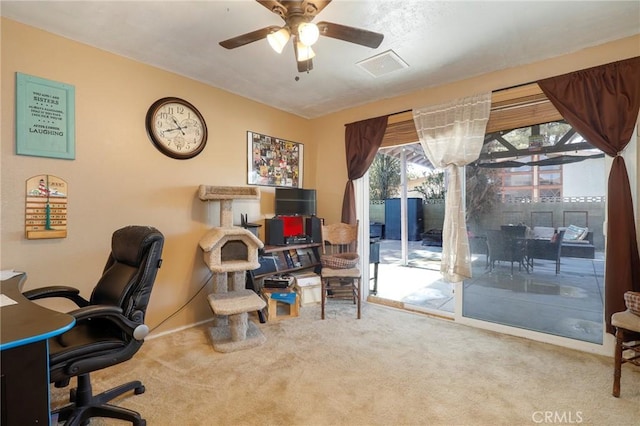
[1,19,313,333]
[2,17,638,335]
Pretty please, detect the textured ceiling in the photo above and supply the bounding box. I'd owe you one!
[2,0,639,119]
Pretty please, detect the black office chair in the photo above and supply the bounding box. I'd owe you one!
[23,225,164,426]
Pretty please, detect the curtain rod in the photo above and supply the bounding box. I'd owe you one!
[345,81,546,127]
[390,108,412,116]
[493,81,537,94]
[344,109,412,127]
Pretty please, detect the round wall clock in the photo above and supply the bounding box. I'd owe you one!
[145,97,208,159]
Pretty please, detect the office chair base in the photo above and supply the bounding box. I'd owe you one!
[54,374,146,425]
[56,404,146,426]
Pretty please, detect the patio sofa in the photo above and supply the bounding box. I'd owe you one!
[561,230,595,259]
[530,226,595,259]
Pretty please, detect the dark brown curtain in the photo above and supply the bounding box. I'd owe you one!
[342,116,389,224]
[538,57,640,334]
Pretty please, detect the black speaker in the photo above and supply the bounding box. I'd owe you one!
[265,218,285,246]
[305,216,322,243]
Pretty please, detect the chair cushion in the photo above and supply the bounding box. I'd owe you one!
[321,267,361,278]
[562,225,588,242]
[563,240,591,245]
[624,291,640,316]
[612,309,640,332]
[49,321,126,365]
[532,226,555,240]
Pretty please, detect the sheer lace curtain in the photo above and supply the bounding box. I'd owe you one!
[413,93,491,282]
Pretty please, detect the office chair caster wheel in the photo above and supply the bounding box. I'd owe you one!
[134,385,145,395]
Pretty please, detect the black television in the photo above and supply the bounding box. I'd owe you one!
[275,188,317,217]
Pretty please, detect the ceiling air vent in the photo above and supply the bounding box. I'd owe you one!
[357,49,409,78]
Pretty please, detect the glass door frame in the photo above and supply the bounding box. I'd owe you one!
[356,127,638,357]
[455,133,638,357]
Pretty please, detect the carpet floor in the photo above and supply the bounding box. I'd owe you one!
[51,302,639,425]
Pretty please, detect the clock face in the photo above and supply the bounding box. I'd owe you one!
[145,97,207,159]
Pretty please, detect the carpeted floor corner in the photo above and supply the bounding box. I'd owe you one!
[52,302,639,425]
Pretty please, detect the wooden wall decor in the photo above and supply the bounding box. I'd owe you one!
[25,175,68,239]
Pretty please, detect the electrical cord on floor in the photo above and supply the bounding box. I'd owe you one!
[149,270,213,333]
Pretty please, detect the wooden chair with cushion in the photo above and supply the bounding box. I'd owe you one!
[320,221,361,319]
[612,291,640,397]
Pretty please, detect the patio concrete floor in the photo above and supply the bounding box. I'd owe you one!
[370,239,605,344]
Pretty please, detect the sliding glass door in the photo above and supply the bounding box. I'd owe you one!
[461,121,607,345]
[365,144,452,316]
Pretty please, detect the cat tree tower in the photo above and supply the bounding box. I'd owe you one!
[198,185,266,353]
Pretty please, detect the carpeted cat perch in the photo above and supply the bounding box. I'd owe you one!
[198,185,266,353]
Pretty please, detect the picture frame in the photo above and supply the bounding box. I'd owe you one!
[15,72,76,160]
[247,131,303,188]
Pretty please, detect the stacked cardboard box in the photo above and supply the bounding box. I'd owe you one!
[292,271,321,306]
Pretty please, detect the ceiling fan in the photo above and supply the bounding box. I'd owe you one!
[219,0,384,73]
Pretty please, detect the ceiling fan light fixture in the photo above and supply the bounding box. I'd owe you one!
[296,42,315,62]
[297,22,319,46]
[267,27,290,53]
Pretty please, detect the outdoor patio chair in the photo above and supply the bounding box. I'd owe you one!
[525,231,565,274]
[500,225,527,239]
[486,229,524,274]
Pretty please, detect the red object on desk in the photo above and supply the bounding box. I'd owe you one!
[279,215,304,237]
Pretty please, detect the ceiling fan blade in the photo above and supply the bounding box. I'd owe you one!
[316,21,384,48]
[219,26,279,49]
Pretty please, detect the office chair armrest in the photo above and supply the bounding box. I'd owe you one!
[69,305,149,340]
[22,285,90,307]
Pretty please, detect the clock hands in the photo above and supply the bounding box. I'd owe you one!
[161,117,192,137]
[163,127,185,133]
[172,117,186,135]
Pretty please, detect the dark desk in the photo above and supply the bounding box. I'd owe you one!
[1,273,75,425]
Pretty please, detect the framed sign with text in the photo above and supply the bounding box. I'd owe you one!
[16,72,76,159]
[247,131,303,188]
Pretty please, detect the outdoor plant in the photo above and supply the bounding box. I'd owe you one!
[413,170,445,201]
[465,165,501,226]
[369,153,401,200]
